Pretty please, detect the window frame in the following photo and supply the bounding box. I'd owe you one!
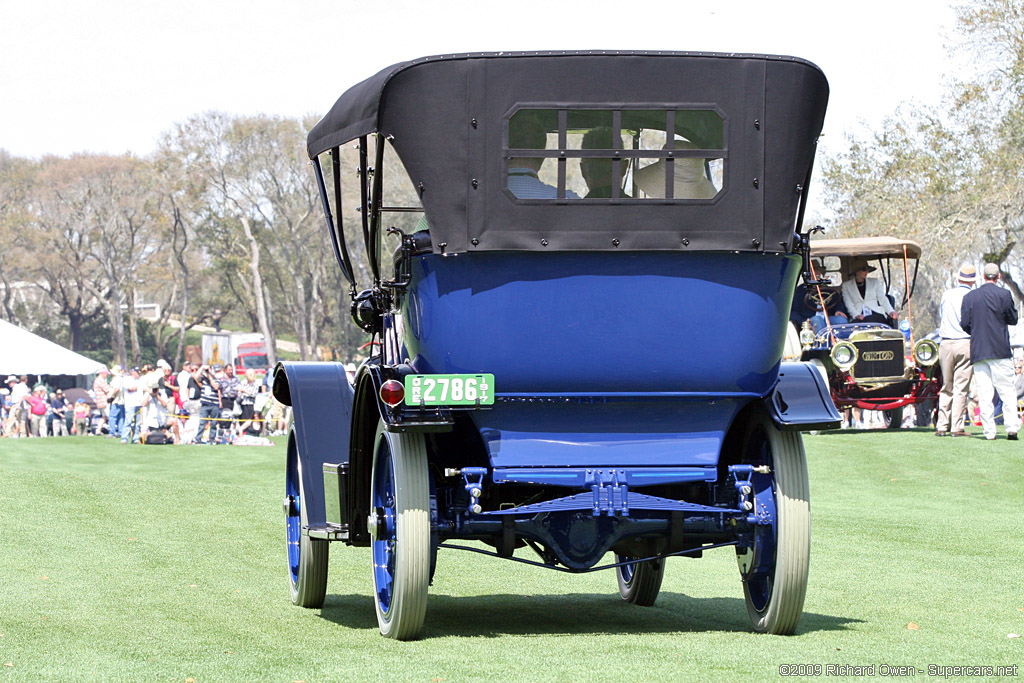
[503,103,729,203]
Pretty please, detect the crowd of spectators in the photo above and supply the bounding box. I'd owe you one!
[0,360,291,445]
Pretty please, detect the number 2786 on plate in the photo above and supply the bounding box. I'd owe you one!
[404,374,495,406]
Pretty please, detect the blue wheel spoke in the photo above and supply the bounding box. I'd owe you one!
[373,440,399,614]
[286,458,302,585]
[742,426,778,611]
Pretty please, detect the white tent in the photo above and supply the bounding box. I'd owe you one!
[0,318,105,375]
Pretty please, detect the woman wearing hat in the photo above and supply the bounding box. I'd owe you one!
[841,259,898,325]
[73,399,91,436]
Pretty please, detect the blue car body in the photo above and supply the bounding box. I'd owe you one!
[277,51,841,639]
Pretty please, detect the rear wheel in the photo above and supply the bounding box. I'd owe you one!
[615,556,664,606]
[884,407,904,429]
[735,410,810,635]
[370,421,430,640]
[285,432,329,607]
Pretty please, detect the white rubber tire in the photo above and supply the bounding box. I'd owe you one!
[371,422,430,640]
[616,557,665,606]
[738,409,810,635]
[287,440,329,608]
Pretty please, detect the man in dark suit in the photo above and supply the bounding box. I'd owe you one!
[961,263,1020,440]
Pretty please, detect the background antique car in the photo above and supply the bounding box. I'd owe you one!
[274,51,840,640]
[792,237,940,428]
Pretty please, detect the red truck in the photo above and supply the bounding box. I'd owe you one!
[202,332,269,375]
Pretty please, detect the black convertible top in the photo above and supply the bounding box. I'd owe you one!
[309,51,829,254]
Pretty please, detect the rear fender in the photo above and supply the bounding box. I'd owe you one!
[763,361,842,431]
[344,362,392,545]
[272,361,354,527]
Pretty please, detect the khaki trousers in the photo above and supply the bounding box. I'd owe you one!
[936,338,972,433]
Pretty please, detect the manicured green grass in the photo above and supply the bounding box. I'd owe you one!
[1,429,1021,681]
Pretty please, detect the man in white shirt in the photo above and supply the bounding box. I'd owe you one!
[4,375,29,437]
[936,264,976,436]
[9,376,29,405]
[107,366,125,438]
[120,367,144,443]
[176,363,193,400]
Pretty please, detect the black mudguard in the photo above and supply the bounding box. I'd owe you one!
[764,361,842,431]
[273,361,354,527]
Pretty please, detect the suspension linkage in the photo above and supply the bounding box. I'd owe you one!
[436,540,740,574]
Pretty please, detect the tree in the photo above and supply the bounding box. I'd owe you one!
[162,112,282,364]
[0,112,420,367]
[60,154,161,366]
[28,155,124,352]
[951,0,1024,298]
[152,140,214,370]
[222,114,325,361]
[0,150,36,326]
[822,0,1024,324]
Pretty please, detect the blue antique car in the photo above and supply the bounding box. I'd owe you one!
[275,51,840,640]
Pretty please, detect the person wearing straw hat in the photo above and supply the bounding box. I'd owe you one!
[960,262,1020,440]
[840,259,897,325]
[935,263,977,436]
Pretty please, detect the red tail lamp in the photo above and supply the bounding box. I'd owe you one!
[379,379,405,407]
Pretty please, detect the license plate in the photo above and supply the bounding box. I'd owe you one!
[404,374,495,406]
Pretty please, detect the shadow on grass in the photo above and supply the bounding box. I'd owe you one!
[318,591,860,638]
[812,426,935,436]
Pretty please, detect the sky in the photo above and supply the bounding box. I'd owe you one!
[1,0,967,217]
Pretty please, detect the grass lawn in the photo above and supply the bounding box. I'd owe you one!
[0,429,1021,681]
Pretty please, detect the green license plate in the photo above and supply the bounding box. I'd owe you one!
[404,374,495,406]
